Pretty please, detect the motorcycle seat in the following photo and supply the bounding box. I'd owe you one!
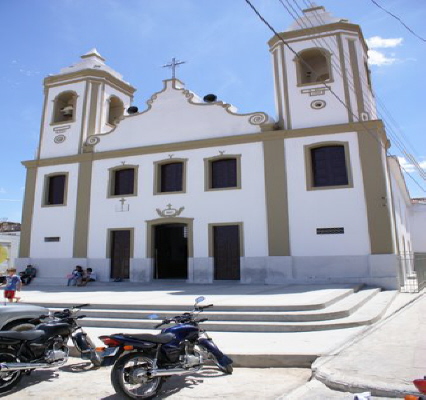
[0,329,45,340]
[123,332,175,344]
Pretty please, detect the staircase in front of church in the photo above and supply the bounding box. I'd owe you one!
[29,284,399,367]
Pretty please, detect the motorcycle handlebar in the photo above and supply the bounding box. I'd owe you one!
[197,304,213,310]
[73,303,90,309]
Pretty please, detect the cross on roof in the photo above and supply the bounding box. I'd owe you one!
[162,57,186,79]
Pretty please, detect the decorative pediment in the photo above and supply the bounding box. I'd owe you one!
[85,79,273,152]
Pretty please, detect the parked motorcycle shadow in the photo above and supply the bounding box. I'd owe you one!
[60,360,97,373]
[158,367,229,398]
[0,369,59,398]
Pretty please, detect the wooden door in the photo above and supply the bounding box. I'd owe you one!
[110,230,131,279]
[213,225,240,280]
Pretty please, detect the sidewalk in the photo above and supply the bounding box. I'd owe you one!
[311,291,425,398]
[13,282,426,397]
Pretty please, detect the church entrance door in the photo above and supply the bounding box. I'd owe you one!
[154,223,188,279]
[213,225,241,280]
[110,229,131,280]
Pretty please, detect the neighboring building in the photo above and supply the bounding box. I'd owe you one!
[17,6,424,289]
[0,221,21,232]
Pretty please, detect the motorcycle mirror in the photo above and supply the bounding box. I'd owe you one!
[148,314,159,320]
[195,296,205,304]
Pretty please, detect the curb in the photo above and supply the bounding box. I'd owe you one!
[311,291,425,397]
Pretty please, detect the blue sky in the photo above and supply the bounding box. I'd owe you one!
[1,0,425,222]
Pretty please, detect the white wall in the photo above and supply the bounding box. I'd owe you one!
[93,80,267,153]
[87,142,269,259]
[410,202,426,252]
[30,164,79,258]
[285,131,370,256]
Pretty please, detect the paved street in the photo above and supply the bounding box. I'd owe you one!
[2,359,311,399]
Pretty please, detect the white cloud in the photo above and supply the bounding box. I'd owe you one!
[398,157,426,173]
[368,49,398,66]
[366,36,403,49]
[0,188,5,194]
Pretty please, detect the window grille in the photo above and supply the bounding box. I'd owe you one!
[316,227,344,235]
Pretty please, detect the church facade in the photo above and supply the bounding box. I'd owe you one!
[17,6,423,289]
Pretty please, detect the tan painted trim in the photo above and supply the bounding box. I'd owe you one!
[73,159,93,258]
[37,90,50,159]
[208,222,245,257]
[107,164,139,198]
[46,76,135,99]
[41,172,69,207]
[386,156,400,256]
[204,154,242,191]
[348,39,365,118]
[87,81,101,138]
[263,140,290,256]
[23,120,388,168]
[106,228,135,258]
[337,34,353,122]
[268,22,368,54]
[293,47,334,87]
[304,141,354,191]
[272,48,284,126]
[279,45,292,130]
[146,217,194,259]
[44,68,136,95]
[153,158,188,195]
[357,130,394,254]
[19,167,37,257]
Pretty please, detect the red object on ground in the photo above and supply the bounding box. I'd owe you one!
[413,378,426,394]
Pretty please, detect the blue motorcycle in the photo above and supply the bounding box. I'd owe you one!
[99,296,233,399]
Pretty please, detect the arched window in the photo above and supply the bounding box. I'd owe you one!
[204,155,242,191]
[297,48,331,85]
[108,165,138,197]
[53,91,76,123]
[305,143,352,190]
[154,159,187,194]
[107,96,124,126]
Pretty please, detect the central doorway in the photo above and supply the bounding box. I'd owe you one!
[154,223,188,279]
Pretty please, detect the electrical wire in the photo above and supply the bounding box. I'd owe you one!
[369,0,426,43]
[299,0,426,181]
[244,0,426,191]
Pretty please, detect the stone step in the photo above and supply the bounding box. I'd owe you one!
[29,284,363,312]
[77,291,396,332]
[50,287,379,323]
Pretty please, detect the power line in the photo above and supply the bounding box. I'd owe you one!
[243,0,426,193]
[297,0,426,180]
[369,0,426,43]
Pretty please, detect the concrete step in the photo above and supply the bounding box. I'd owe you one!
[29,284,363,312]
[50,287,379,323]
[76,290,396,332]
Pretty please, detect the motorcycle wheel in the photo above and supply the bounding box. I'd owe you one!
[111,352,164,399]
[208,352,233,374]
[0,351,23,393]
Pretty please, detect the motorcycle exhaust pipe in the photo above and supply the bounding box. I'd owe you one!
[0,361,65,372]
[149,365,203,378]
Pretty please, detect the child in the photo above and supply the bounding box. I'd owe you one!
[67,266,84,286]
[78,268,97,286]
[2,268,22,303]
[19,264,36,285]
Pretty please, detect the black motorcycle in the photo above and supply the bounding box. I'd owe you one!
[0,303,100,393]
[99,296,233,399]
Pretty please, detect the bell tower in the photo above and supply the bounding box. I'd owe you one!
[269,5,376,130]
[37,49,136,159]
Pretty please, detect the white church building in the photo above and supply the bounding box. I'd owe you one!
[17,5,425,289]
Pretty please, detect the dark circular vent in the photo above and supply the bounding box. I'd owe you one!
[127,106,139,114]
[203,94,217,103]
